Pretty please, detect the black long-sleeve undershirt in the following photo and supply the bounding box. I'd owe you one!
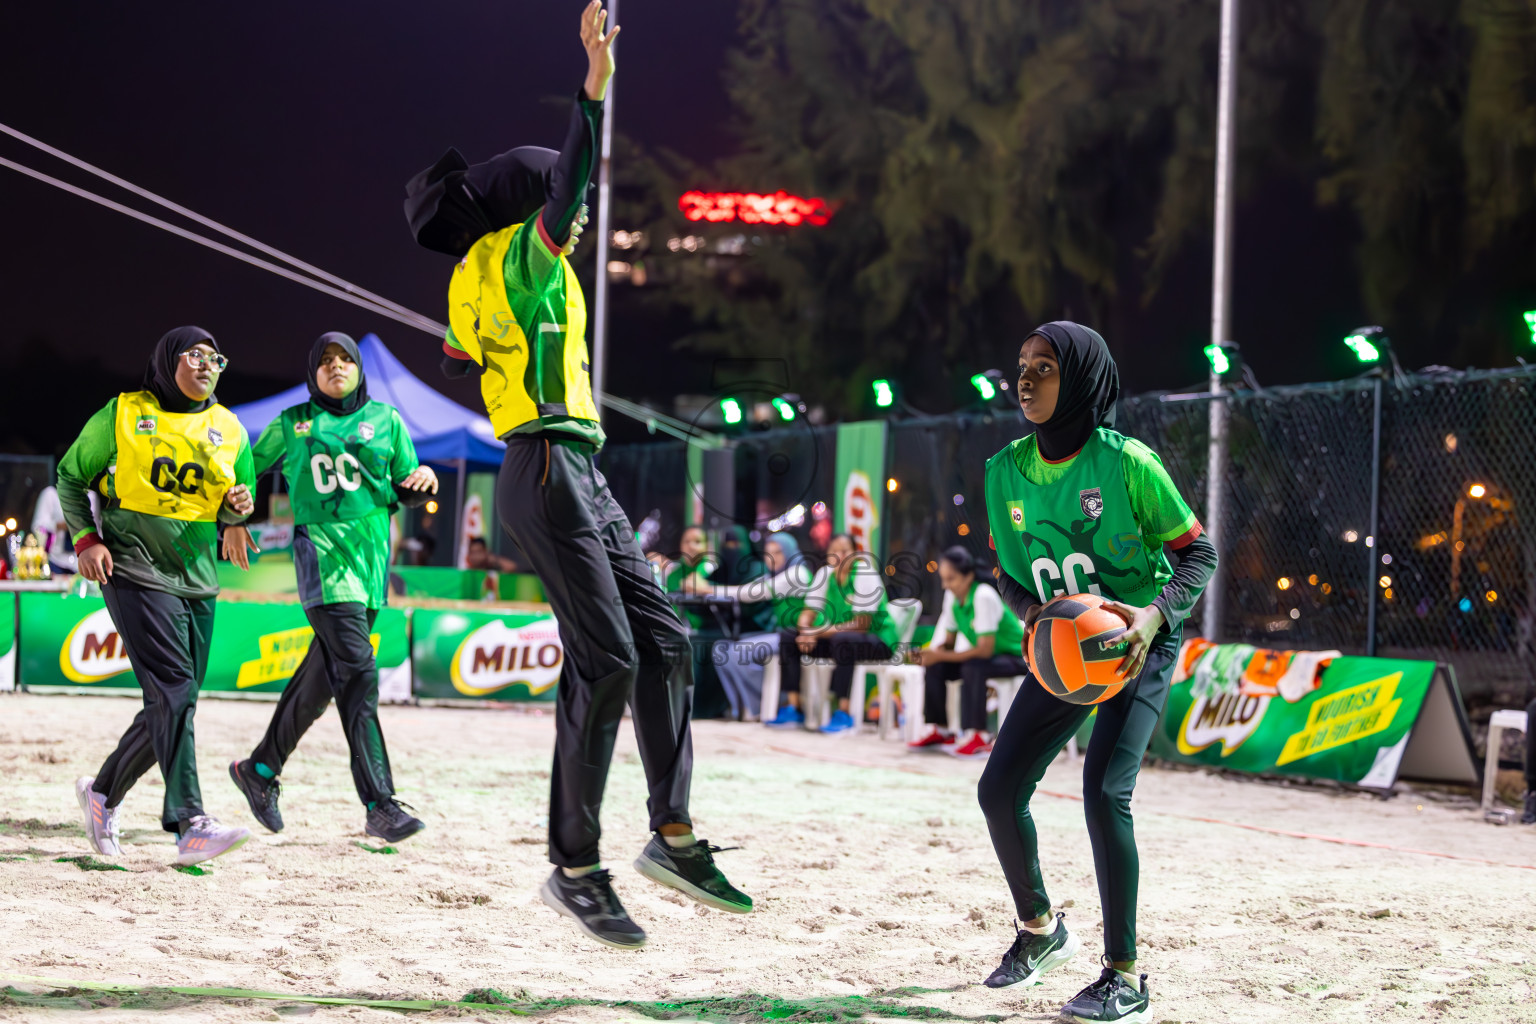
[994,531,1219,636]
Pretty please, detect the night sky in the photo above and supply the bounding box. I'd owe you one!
[0,1,737,451]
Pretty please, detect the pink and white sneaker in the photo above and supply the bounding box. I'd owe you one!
[175,815,251,866]
[75,777,121,857]
[907,727,956,750]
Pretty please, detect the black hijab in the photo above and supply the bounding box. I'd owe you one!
[307,332,369,417]
[142,326,220,414]
[404,146,558,258]
[1027,321,1121,461]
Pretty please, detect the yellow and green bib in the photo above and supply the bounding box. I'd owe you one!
[113,391,243,521]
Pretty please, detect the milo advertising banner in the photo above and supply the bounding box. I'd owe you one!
[1150,639,1478,790]
[835,420,887,555]
[412,608,562,702]
[17,591,411,697]
[0,594,15,691]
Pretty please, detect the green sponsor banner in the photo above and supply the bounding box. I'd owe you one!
[0,593,15,691]
[1149,641,1438,788]
[17,591,408,694]
[411,607,561,702]
[834,420,887,556]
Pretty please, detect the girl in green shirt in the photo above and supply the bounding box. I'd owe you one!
[976,322,1217,1024]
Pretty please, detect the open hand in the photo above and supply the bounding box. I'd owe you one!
[581,1,620,101]
[796,631,818,655]
[1103,600,1164,680]
[400,466,439,493]
[223,484,254,518]
[78,544,113,584]
[222,526,261,571]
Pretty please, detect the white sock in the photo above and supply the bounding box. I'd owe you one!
[1115,969,1140,988]
[562,863,602,878]
[1022,915,1058,935]
[661,831,697,849]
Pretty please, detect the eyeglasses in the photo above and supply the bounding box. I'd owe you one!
[182,351,229,372]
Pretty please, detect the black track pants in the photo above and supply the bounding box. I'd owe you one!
[976,631,1179,963]
[498,436,694,868]
[250,603,394,807]
[777,629,893,701]
[93,582,215,833]
[924,654,1031,732]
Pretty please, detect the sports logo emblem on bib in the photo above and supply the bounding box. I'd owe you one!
[294,420,312,436]
[207,427,224,446]
[135,417,156,435]
[358,422,375,441]
[1080,487,1104,520]
[1007,500,1026,530]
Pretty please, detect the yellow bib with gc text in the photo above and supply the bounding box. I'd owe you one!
[113,391,242,521]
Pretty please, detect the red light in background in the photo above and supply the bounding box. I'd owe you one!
[678,191,833,226]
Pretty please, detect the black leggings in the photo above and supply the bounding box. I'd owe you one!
[250,603,394,807]
[924,654,1030,732]
[1526,695,1536,790]
[94,583,215,833]
[777,630,893,702]
[977,631,1179,963]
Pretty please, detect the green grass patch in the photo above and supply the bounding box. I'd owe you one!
[0,818,78,837]
[172,864,209,876]
[353,841,398,854]
[53,855,127,872]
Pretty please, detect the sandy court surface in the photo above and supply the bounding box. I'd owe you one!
[1,690,1534,1023]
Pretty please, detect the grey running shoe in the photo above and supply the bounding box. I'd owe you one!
[633,834,753,913]
[986,914,1080,988]
[75,776,121,857]
[229,760,283,833]
[540,869,647,949]
[1059,959,1151,1024]
[365,798,425,843]
[1522,790,1536,825]
[175,816,251,866]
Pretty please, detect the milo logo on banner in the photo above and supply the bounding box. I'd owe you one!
[843,470,876,551]
[450,617,563,697]
[60,607,134,683]
[1177,691,1271,757]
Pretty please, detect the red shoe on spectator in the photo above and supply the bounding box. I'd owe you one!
[907,726,955,750]
[948,731,993,759]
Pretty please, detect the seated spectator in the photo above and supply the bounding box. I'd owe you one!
[907,546,1029,759]
[692,532,821,721]
[465,535,520,573]
[654,526,719,599]
[771,533,897,734]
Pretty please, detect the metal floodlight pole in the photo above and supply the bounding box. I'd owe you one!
[1366,374,1383,656]
[590,0,618,417]
[1204,0,1239,642]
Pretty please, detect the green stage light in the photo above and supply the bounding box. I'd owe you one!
[1523,310,1535,345]
[720,397,743,425]
[1344,333,1381,363]
[1203,343,1230,376]
[970,372,996,402]
[772,397,796,421]
[872,379,895,408]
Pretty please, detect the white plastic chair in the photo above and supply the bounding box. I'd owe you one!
[1482,708,1529,815]
[798,598,922,734]
[844,598,921,735]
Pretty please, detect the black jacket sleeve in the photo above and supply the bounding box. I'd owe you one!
[541,92,604,247]
[1152,533,1218,633]
[440,353,481,380]
[993,566,1043,626]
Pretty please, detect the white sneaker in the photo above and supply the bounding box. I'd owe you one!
[175,815,251,865]
[75,777,121,857]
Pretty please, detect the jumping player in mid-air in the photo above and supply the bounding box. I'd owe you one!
[64,327,257,866]
[403,1,750,948]
[227,333,438,844]
[977,322,1218,1023]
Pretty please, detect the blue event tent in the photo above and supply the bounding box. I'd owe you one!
[229,334,504,468]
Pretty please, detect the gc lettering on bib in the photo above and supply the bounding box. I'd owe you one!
[1031,553,1103,599]
[310,452,363,494]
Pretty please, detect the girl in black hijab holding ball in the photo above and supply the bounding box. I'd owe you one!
[976,322,1217,1024]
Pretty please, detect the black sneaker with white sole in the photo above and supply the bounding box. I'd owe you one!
[540,869,647,949]
[1058,960,1151,1024]
[1522,790,1536,825]
[229,760,284,833]
[985,913,1080,988]
[365,798,425,842]
[633,834,753,913]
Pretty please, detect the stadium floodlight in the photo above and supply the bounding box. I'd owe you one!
[771,397,796,422]
[1343,325,1387,364]
[1204,343,1231,376]
[872,379,895,408]
[970,372,996,401]
[1524,310,1536,345]
[720,397,744,425]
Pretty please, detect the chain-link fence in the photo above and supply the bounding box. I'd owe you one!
[602,366,1536,707]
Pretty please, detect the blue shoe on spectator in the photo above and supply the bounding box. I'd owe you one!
[766,705,804,728]
[821,709,855,734]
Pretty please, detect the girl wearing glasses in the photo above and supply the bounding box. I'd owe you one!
[63,327,257,866]
[226,333,437,844]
